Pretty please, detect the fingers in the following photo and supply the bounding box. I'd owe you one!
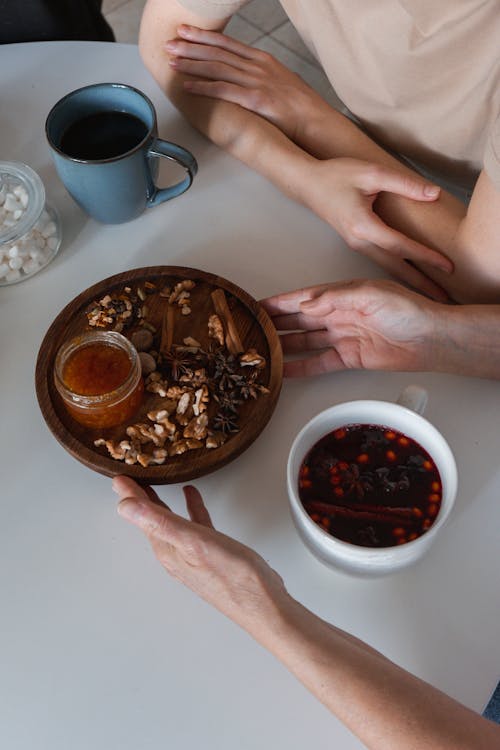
[168,45,253,78]
[365,247,450,302]
[144,485,170,511]
[283,348,349,377]
[114,478,214,542]
[183,79,251,106]
[278,329,334,353]
[360,164,441,202]
[114,476,192,546]
[176,25,258,61]
[113,475,155,504]
[355,213,453,273]
[260,284,331,316]
[269,311,329,332]
[299,279,405,318]
[184,485,214,529]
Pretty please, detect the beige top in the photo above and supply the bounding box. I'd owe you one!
[178,0,500,192]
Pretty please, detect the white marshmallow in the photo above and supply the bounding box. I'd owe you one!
[41,221,57,238]
[4,193,20,212]
[22,258,41,275]
[0,173,60,283]
[5,268,21,282]
[13,184,28,200]
[9,256,23,270]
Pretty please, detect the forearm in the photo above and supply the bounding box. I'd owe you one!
[249,591,500,750]
[139,0,248,152]
[432,303,500,379]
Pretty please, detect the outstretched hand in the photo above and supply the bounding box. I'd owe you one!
[261,279,441,377]
[114,477,286,632]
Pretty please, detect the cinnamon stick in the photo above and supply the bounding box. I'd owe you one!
[211,288,244,355]
[160,303,175,354]
[304,501,415,526]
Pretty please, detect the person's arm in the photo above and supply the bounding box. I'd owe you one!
[261,279,500,379]
[156,24,500,304]
[113,478,500,750]
[139,3,456,302]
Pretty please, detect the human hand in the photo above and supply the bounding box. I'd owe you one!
[261,279,442,377]
[305,158,452,301]
[165,27,451,300]
[165,24,329,144]
[114,477,287,633]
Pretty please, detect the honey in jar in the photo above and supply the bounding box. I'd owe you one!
[54,331,144,428]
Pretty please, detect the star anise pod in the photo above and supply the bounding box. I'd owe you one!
[342,463,373,500]
[160,347,194,381]
[217,371,245,392]
[236,371,262,400]
[213,390,241,412]
[212,410,239,434]
[212,349,238,379]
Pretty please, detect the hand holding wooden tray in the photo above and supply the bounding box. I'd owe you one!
[36,266,283,484]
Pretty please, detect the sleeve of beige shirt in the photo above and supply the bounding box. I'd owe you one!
[139,0,500,304]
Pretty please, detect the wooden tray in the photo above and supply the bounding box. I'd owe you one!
[36,266,283,484]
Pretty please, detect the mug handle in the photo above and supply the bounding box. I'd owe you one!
[396,384,428,415]
[147,138,198,207]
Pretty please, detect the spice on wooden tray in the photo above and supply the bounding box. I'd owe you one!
[79,278,270,467]
[299,424,442,548]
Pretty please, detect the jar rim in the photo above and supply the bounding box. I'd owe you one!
[0,161,45,245]
[54,331,141,408]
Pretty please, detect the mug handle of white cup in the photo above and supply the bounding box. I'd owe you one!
[396,384,428,415]
[147,139,198,206]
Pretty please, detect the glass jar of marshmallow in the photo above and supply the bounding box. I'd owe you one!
[0,161,61,285]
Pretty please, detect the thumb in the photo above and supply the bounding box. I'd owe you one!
[300,282,363,316]
[363,166,441,201]
[113,476,184,544]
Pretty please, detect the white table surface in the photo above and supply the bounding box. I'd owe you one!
[1,41,499,750]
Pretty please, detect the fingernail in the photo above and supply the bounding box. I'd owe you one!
[117,499,145,522]
[165,41,177,51]
[178,24,193,37]
[424,185,440,197]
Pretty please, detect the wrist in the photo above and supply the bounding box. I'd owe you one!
[432,303,500,378]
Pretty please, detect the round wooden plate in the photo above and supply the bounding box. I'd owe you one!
[36,266,283,484]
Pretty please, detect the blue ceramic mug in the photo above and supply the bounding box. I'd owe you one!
[45,83,198,224]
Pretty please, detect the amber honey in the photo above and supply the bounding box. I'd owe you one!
[54,331,143,428]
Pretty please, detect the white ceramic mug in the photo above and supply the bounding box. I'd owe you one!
[287,385,458,576]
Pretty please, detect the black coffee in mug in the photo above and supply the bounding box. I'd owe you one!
[60,110,148,160]
[46,82,197,223]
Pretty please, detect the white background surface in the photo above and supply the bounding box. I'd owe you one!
[1,42,499,750]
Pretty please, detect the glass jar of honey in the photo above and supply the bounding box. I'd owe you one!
[54,331,144,428]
